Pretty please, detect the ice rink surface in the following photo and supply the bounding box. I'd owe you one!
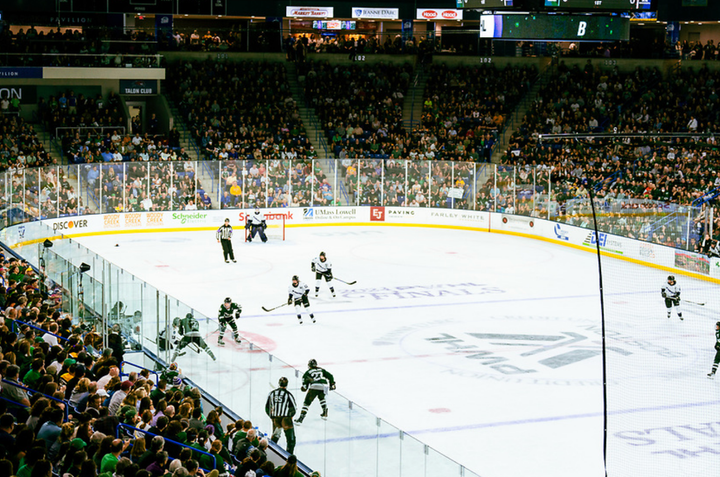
[75,225,720,477]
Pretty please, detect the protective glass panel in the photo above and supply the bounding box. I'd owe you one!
[495,166,514,213]
[220,160,243,209]
[515,166,534,217]
[313,159,337,206]
[430,160,453,209]
[452,161,473,210]
[25,169,41,220]
[267,158,290,208]
[475,163,496,212]
[357,159,382,206]
[289,160,311,207]
[406,160,430,208]
[149,161,172,211]
[100,163,123,214]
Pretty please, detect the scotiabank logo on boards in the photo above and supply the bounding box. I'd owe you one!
[53,219,88,232]
[238,212,293,222]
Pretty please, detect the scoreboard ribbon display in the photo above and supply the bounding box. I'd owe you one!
[544,0,653,10]
[480,14,630,41]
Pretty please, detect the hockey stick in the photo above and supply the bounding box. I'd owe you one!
[262,303,289,313]
[334,277,357,285]
[685,300,706,306]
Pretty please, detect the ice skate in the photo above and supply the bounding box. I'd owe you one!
[321,408,328,420]
[218,338,225,347]
[225,260,229,263]
[709,372,715,379]
[294,414,305,424]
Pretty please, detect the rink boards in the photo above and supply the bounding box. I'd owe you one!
[5,206,719,284]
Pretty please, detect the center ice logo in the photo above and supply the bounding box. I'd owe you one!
[377,317,690,385]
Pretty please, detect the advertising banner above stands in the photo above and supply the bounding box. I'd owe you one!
[416,8,464,20]
[352,7,400,19]
[286,6,334,18]
[10,207,718,284]
[119,80,158,95]
[0,67,43,79]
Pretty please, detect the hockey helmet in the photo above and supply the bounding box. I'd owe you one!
[185,312,194,320]
[319,251,326,261]
[278,377,289,387]
[224,297,232,304]
[292,275,299,283]
[716,322,720,328]
[172,317,180,327]
[254,206,261,214]
[308,359,317,368]
[224,218,230,223]
[667,275,675,283]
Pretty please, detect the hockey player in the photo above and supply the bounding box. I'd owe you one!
[217,297,242,346]
[158,317,180,354]
[661,275,683,321]
[311,252,335,298]
[295,359,336,423]
[265,377,297,454]
[216,218,236,263]
[246,207,268,243]
[709,322,720,378]
[171,313,216,362]
[288,275,315,324]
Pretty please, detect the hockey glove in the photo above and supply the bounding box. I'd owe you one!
[288,297,293,305]
[303,289,309,296]
[715,343,720,351]
[262,221,267,230]
[326,271,333,280]
[311,263,316,272]
[674,298,680,306]
[330,383,336,390]
[661,291,667,298]
[301,385,308,392]
[245,223,251,230]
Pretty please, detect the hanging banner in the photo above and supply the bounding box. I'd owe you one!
[352,7,400,20]
[416,9,463,20]
[0,67,43,79]
[119,80,158,95]
[286,6,334,18]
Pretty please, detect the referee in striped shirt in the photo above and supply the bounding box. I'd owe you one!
[265,377,298,454]
[216,218,236,263]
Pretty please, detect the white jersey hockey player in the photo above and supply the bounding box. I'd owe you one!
[311,252,335,297]
[246,207,268,243]
[661,275,683,321]
[288,275,315,324]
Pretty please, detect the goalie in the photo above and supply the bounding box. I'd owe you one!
[311,252,336,298]
[171,313,216,362]
[246,207,268,243]
[218,297,242,346]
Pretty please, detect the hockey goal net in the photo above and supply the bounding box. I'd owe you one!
[244,212,285,241]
